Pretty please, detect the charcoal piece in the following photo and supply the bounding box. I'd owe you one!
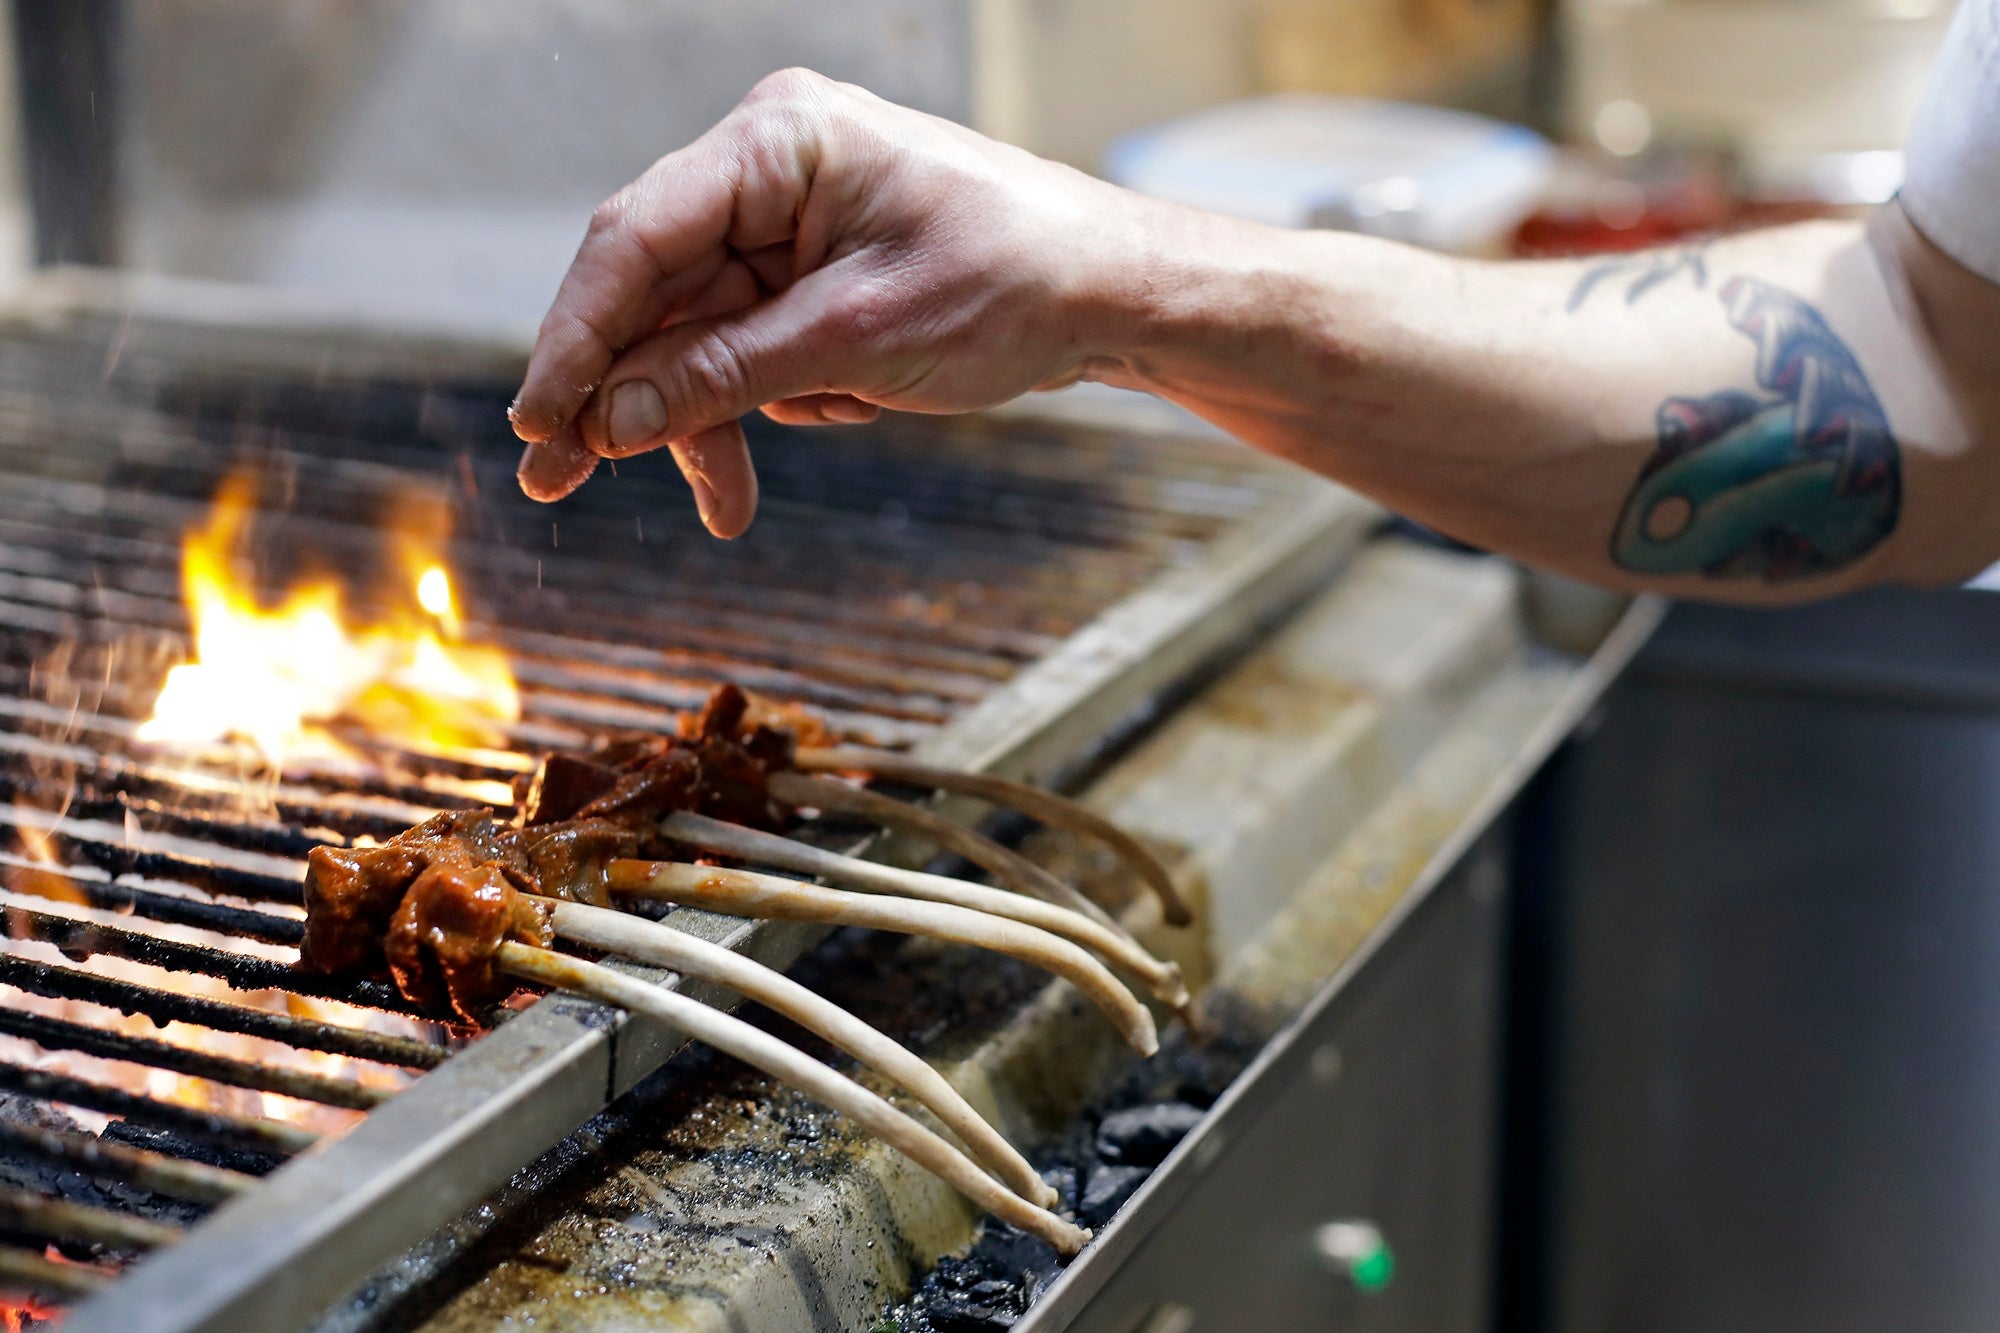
[1038,1163,1079,1215]
[0,1099,204,1226]
[1078,1164,1149,1228]
[969,1216,1065,1294]
[99,1120,282,1178]
[1095,1102,1203,1167]
[0,1094,88,1136]
[926,1293,1019,1331]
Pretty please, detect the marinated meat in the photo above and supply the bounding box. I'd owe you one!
[299,841,427,975]
[517,753,619,824]
[301,684,818,1022]
[384,858,554,1019]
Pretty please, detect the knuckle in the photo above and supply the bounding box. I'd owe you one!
[748,66,826,105]
[819,296,883,347]
[670,334,752,419]
[818,278,902,347]
[585,195,632,245]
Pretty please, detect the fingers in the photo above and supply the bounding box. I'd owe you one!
[669,421,759,538]
[519,416,755,537]
[511,74,832,449]
[669,256,766,327]
[515,418,599,502]
[576,265,864,459]
[760,394,881,426]
[510,197,732,446]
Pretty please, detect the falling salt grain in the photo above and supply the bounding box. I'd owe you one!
[551,523,559,549]
[536,560,543,588]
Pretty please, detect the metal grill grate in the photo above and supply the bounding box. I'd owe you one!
[0,283,1373,1332]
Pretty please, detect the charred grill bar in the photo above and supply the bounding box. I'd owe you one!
[0,279,1375,1332]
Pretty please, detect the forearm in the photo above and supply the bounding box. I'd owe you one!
[512,72,2000,590]
[1086,206,1999,602]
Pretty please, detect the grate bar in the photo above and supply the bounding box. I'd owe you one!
[0,1243,109,1300]
[0,1062,316,1158]
[0,956,443,1070]
[0,777,333,862]
[0,901,426,1017]
[0,1186,183,1252]
[0,1010,388,1112]
[0,856,303,945]
[0,729,442,836]
[0,1119,252,1205]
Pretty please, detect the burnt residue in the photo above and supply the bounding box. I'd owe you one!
[352,837,1272,1333]
[351,921,1065,1333]
[0,1096,210,1257]
[876,990,1274,1333]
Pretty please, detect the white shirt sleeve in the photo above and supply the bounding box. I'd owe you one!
[1903,0,2000,284]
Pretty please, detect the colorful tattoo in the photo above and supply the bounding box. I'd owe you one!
[1566,246,1710,312]
[1609,276,1899,582]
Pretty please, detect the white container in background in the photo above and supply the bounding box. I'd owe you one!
[1104,94,1555,254]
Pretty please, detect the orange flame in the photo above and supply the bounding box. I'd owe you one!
[136,471,518,765]
[1,1292,63,1331]
[3,826,85,909]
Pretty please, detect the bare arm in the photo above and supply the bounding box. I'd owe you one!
[511,70,2000,602]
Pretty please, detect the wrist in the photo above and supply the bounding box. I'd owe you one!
[1070,198,1410,403]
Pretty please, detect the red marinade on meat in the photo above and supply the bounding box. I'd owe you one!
[299,685,816,1022]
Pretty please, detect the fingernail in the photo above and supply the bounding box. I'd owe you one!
[517,433,594,501]
[507,397,543,444]
[607,380,667,453]
[516,441,559,499]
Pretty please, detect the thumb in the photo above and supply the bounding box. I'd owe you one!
[577,269,865,463]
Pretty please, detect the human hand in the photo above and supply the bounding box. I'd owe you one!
[510,68,1153,535]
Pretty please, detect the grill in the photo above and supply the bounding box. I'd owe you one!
[0,277,1374,1332]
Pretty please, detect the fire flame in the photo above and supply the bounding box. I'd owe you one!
[1,1292,63,1331]
[136,471,519,764]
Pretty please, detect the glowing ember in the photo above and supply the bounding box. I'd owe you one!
[136,472,519,764]
[1,1293,64,1331]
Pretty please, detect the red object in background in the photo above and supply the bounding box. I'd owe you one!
[1512,147,1873,259]
[1511,148,1737,257]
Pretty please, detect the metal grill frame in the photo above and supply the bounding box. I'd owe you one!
[0,271,1382,1333]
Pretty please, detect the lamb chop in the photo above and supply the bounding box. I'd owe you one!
[300,685,806,1016]
[303,684,1186,1024]
[296,684,1192,1255]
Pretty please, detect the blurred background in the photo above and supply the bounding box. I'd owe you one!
[1,4,1990,1332]
[0,0,1958,323]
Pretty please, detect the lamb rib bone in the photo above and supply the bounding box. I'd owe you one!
[534,894,1055,1207]
[605,859,1160,1057]
[661,811,1190,1013]
[794,746,1194,927]
[496,943,1089,1254]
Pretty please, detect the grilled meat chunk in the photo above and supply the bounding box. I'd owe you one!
[302,811,582,1021]
[301,685,816,1021]
[299,841,428,975]
[385,857,554,1020]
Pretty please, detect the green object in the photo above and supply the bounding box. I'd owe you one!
[1351,1241,1394,1291]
